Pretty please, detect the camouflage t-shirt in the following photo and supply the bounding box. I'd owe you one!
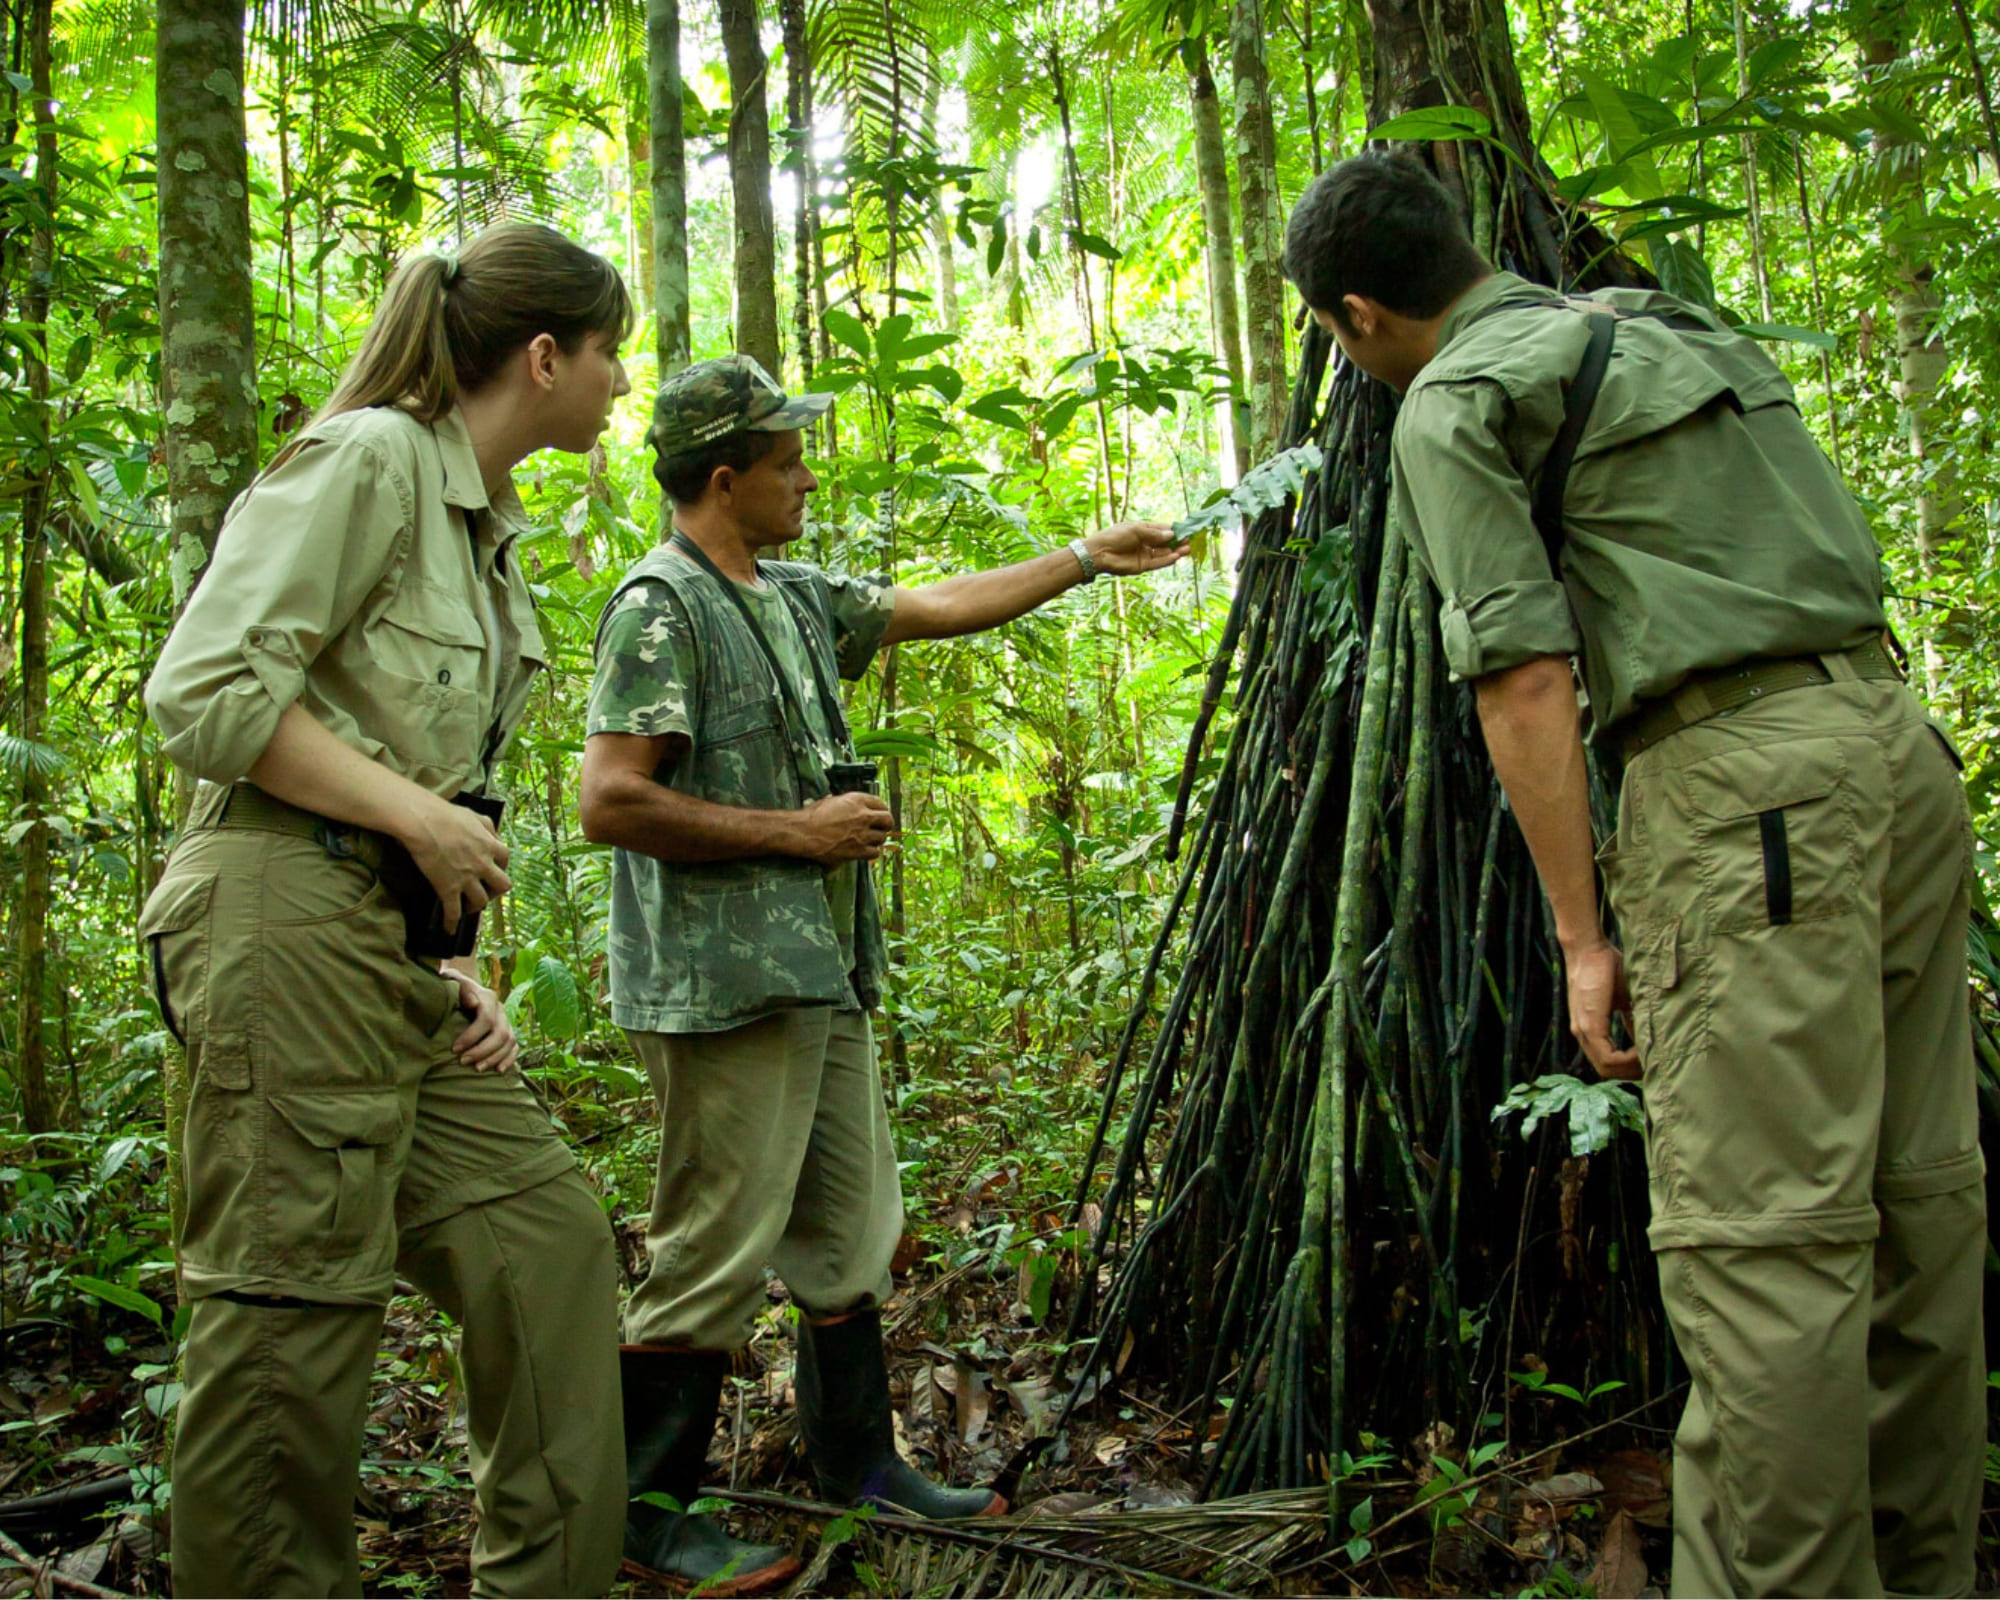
[586,545,895,1034]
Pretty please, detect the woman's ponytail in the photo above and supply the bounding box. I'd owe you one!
[306,224,631,434]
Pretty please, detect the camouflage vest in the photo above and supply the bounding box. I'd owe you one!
[595,548,886,1033]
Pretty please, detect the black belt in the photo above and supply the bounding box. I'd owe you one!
[1613,636,1904,761]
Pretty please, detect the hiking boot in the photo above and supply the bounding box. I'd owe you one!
[621,1346,800,1595]
[796,1310,1008,1519]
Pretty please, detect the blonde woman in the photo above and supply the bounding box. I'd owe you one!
[142,224,632,1598]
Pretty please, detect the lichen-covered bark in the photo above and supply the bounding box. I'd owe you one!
[649,0,692,383]
[1190,39,1249,481]
[719,0,782,377]
[1228,0,1287,459]
[157,0,257,605]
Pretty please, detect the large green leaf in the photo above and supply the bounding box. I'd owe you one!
[823,308,873,360]
[1736,321,1840,352]
[1367,105,1492,142]
[1574,67,1666,199]
[72,1275,164,1326]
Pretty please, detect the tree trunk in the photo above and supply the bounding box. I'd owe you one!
[719,0,782,376]
[921,70,958,334]
[1228,0,1288,459]
[1860,17,1964,698]
[651,0,692,385]
[158,0,258,605]
[1190,37,1250,481]
[780,0,818,383]
[13,0,58,1136]
[628,105,655,307]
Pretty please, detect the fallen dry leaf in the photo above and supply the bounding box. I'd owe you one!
[1093,1435,1128,1465]
[1598,1446,1672,1528]
[1525,1471,1604,1507]
[1587,1509,1649,1599]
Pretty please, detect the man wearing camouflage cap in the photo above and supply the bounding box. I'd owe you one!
[580,354,1185,1593]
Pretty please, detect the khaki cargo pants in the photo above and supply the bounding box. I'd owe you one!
[141,790,624,1598]
[1603,678,1985,1598]
[623,1008,904,1350]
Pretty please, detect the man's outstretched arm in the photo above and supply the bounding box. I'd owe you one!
[882,522,1182,644]
[1473,654,1639,1080]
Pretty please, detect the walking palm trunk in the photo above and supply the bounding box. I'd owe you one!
[1064,0,1662,1496]
[719,0,782,377]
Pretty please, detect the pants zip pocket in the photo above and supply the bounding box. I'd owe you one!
[1758,808,1793,926]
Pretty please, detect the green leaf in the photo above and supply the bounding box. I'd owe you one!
[967,389,1030,431]
[1348,1495,1375,1533]
[1491,1074,1644,1156]
[853,728,943,761]
[1736,321,1840,351]
[1345,1535,1373,1563]
[1647,236,1716,310]
[1070,230,1122,260]
[822,309,872,359]
[908,364,964,403]
[1172,443,1323,543]
[0,733,66,779]
[986,226,1006,277]
[1368,105,1493,142]
[1574,68,1667,199]
[72,1276,164,1326]
[530,956,581,1039]
[1746,37,1806,89]
[875,313,915,363]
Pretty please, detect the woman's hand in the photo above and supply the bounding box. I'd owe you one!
[447,969,519,1073]
[401,793,512,931]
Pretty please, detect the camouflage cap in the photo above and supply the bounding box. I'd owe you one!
[648,355,833,457]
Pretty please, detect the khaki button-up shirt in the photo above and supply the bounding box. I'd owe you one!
[147,406,545,796]
[1390,272,1886,732]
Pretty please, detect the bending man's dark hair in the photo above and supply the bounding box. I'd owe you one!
[656,428,782,507]
[1283,152,1490,329]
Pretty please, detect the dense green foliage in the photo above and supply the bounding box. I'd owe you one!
[0,0,1994,1556]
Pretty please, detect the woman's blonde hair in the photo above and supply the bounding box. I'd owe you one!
[311,222,632,430]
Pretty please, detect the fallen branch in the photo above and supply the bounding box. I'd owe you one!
[0,1526,131,1599]
[709,1486,1236,1597]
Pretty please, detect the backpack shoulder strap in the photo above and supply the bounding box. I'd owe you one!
[1532,310,1618,578]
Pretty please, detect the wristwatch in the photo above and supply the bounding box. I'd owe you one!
[1067,536,1098,584]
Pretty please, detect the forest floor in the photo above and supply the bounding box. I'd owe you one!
[1,1119,1994,1598]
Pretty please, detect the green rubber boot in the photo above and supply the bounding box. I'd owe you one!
[796,1311,1008,1519]
[621,1347,800,1596]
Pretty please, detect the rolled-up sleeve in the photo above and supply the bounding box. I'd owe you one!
[146,433,412,783]
[826,572,895,679]
[1392,379,1580,681]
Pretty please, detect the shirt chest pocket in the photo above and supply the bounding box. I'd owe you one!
[370,581,488,690]
[356,582,485,787]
